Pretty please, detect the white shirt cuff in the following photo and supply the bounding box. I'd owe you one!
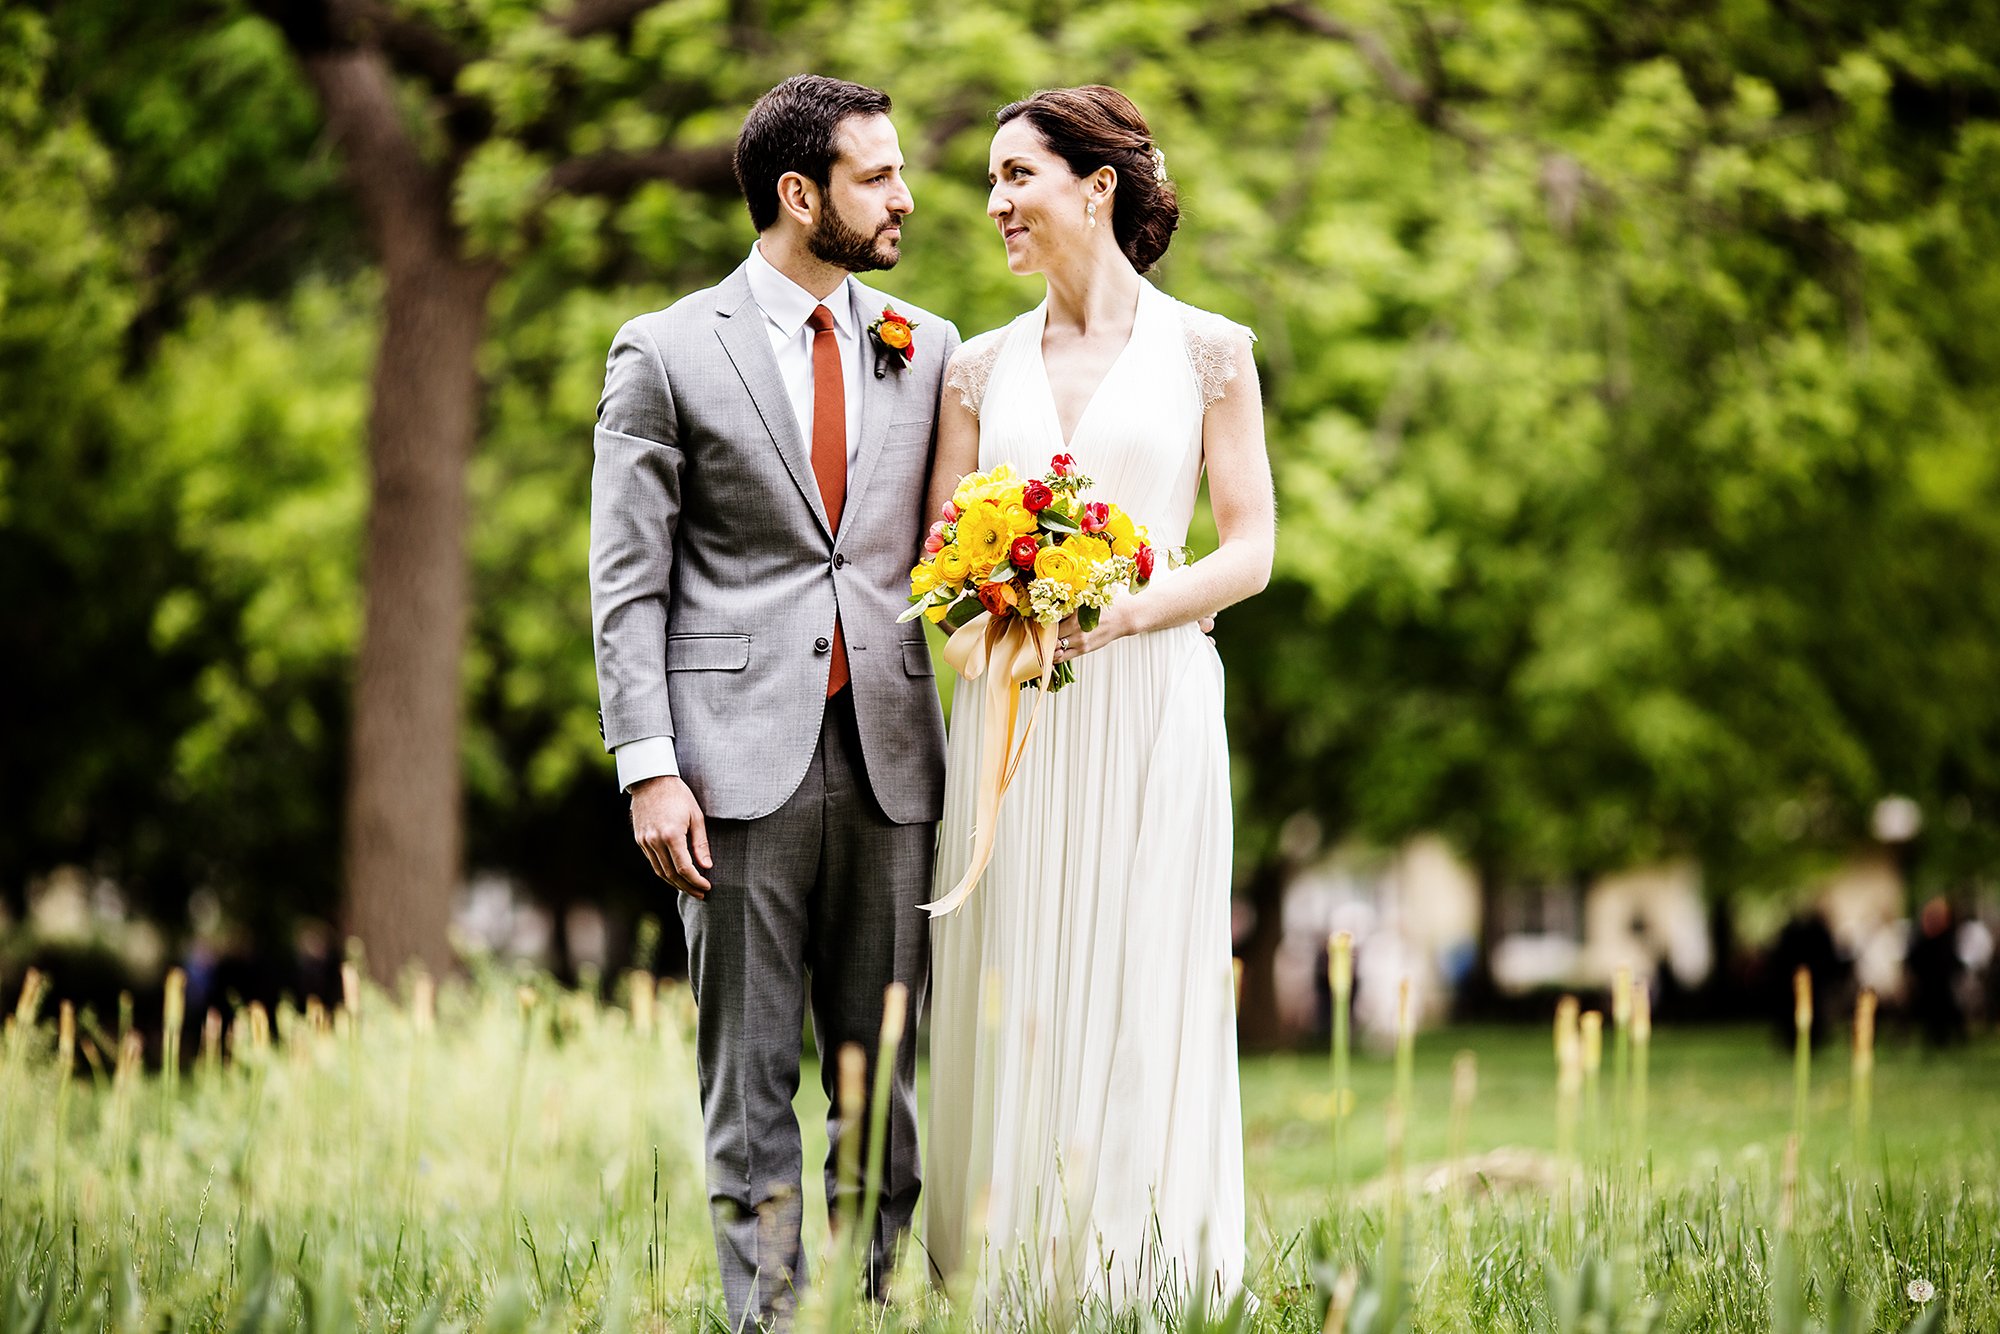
[615,735,679,792]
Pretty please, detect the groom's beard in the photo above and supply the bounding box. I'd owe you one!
[810,203,903,273]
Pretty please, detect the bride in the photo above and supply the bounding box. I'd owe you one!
[922,85,1275,1308]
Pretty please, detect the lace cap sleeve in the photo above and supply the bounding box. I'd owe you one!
[1181,306,1257,410]
[944,328,1009,416]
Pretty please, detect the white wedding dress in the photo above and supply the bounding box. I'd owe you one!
[924,279,1248,1311]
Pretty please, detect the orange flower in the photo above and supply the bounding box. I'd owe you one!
[977,579,1021,617]
[869,306,919,365]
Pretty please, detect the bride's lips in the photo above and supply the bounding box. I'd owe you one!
[1000,224,1027,243]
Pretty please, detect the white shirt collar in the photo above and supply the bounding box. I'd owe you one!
[746,241,857,339]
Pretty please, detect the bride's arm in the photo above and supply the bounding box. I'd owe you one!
[924,377,981,540]
[1059,331,1273,660]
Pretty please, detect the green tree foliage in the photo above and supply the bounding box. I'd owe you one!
[0,11,200,927]
[7,0,1999,985]
[1225,1,2000,899]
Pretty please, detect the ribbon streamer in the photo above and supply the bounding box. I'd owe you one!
[920,611,1057,916]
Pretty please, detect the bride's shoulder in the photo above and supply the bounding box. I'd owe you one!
[943,323,1018,417]
[1162,295,1257,410]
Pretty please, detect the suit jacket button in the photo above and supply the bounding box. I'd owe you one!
[814,636,831,652]
[833,553,847,569]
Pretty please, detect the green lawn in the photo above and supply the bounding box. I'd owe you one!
[3,974,1996,1331]
[1239,1025,2000,1229]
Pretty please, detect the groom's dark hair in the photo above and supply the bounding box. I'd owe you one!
[735,75,894,232]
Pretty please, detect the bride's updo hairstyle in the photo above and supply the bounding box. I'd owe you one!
[995,85,1180,274]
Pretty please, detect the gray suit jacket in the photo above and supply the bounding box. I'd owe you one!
[590,264,956,825]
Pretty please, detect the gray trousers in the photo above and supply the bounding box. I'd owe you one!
[680,688,932,1329]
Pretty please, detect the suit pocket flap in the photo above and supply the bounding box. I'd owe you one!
[667,634,750,672]
[902,641,935,677]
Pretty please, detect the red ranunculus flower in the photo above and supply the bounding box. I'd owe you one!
[1022,479,1054,512]
[1050,453,1076,477]
[1135,544,1156,580]
[1080,501,1110,532]
[1010,535,1040,569]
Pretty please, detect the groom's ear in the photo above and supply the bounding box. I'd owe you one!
[774,170,821,230]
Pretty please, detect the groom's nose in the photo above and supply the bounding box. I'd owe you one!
[890,176,915,217]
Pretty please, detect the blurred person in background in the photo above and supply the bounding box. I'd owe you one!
[1906,896,1968,1047]
[1766,909,1845,1048]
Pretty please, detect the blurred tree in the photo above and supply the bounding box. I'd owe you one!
[0,10,191,928]
[12,0,2000,1016]
[1199,0,2000,1016]
[4,6,376,958]
[226,0,760,981]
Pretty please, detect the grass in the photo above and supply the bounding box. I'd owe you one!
[0,963,1995,1333]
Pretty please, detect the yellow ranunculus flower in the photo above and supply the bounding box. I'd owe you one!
[955,464,1019,511]
[1064,534,1113,568]
[1033,543,1088,593]
[925,602,950,624]
[935,545,971,583]
[1106,508,1137,546]
[956,501,1012,574]
[1112,538,1140,559]
[910,563,939,596]
[1002,502,1038,535]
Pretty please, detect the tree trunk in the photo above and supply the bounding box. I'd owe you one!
[294,47,496,984]
[343,252,490,984]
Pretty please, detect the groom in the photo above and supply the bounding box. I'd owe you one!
[589,75,954,1327]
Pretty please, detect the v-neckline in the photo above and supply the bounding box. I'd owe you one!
[1036,282,1148,452]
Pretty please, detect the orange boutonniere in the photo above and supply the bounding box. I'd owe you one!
[868,306,918,378]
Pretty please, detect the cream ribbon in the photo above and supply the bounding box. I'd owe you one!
[920,611,1058,916]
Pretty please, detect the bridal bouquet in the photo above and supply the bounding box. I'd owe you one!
[903,455,1157,916]
[898,453,1157,691]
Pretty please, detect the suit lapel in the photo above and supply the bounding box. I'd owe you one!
[841,281,909,528]
[713,268,833,540]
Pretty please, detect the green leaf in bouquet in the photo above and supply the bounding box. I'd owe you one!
[982,565,1018,585]
[1038,508,1080,534]
[1078,604,1101,632]
[942,596,986,631]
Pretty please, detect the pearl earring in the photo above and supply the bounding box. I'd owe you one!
[1087,200,1097,228]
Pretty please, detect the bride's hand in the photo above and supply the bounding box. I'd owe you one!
[1052,604,1132,666]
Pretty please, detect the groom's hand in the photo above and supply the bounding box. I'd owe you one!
[630,775,712,898]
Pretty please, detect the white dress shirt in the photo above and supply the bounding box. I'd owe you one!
[615,242,866,792]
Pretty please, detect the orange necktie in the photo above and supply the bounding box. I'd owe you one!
[806,304,849,696]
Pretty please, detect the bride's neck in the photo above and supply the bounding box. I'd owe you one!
[1042,248,1143,336]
